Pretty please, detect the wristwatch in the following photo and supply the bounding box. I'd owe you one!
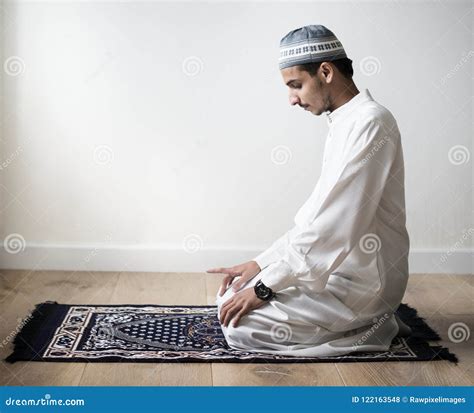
[254,280,275,301]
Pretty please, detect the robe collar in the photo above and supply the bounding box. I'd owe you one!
[325,88,373,127]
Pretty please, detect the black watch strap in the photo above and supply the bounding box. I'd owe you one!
[254,280,275,301]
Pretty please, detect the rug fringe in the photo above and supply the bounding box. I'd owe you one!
[4,301,59,364]
[397,303,441,341]
[430,346,459,364]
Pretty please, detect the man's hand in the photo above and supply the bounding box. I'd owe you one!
[207,261,261,296]
[219,286,267,327]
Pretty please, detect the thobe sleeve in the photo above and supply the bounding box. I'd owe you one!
[260,119,400,293]
[252,227,295,270]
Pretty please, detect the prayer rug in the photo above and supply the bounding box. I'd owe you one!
[5,301,458,364]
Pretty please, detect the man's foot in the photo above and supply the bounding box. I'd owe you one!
[395,313,412,337]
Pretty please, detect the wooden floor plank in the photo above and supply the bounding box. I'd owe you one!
[0,271,471,386]
[211,362,345,386]
[403,273,473,316]
[335,359,472,386]
[0,270,120,386]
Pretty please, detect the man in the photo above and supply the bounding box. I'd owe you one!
[207,25,411,357]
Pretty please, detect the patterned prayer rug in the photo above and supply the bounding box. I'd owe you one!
[5,301,458,364]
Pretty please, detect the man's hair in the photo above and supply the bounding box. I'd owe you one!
[297,57,354,80]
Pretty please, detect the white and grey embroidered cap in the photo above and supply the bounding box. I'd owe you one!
[279,25,347,70]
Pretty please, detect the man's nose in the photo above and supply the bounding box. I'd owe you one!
[289,94,300,106]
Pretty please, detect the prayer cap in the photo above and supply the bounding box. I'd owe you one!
[279,25,347,70]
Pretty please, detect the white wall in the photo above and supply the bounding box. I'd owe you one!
[0,0,472,274]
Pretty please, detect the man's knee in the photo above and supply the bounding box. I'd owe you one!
[215,289,222,305]
[221,323,249,349]
[215,286,236,306]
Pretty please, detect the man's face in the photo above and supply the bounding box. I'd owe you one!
[280,65,331,116]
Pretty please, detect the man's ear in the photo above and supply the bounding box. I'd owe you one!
[319,62,334,84]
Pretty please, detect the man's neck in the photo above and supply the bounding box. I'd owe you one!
[329,83,360,112]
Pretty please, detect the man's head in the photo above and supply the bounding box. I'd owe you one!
[281,58,354,115]
[279,25,356,115]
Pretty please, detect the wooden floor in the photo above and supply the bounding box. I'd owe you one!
[0,270,472,386]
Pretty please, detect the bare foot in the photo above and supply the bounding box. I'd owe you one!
[395,313,412,337]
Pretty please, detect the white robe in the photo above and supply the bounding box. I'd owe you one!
[215,89,410,357]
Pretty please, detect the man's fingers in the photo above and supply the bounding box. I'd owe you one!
[208,267,236,274]
[220,274,238,296]
[232,272,252,292]
[221,296,234,311]
[206,267,228,273]
[219,305,226,324]
[222,304,239,327]
[220,298,236,325]
[232,309,247,328]
[218,272,244,296]
[232,281,242,292]
[219,300,232,324]
[207,267,242,276]
[218,276,233,296]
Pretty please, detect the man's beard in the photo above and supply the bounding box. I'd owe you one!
[316,79,333,112]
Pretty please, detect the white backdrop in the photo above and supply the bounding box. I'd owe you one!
[0,0,472,274]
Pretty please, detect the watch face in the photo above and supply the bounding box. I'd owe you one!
[255,281,272,300]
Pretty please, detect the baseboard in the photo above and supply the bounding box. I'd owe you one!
[0,244,472,274]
